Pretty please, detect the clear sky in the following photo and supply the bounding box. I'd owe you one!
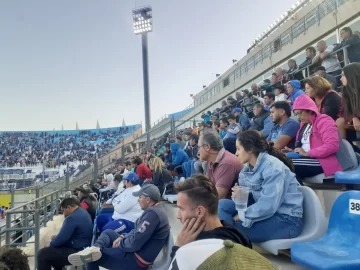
[0,0,296,131]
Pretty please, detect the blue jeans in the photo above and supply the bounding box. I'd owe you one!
[96,213,135,233]
[218,199,303,242]
[87,229,143,270]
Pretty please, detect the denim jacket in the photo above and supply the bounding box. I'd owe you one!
[238,152,303,228]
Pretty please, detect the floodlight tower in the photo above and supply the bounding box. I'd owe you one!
[132,5,153,150]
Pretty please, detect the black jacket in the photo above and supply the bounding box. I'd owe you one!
[148,168,173,195]
[334,35,360,63]
[170,221,252,260]
[250,110,270,132]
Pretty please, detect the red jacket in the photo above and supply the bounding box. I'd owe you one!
[136,163,152,180]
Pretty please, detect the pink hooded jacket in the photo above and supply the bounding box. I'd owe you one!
[293,95,343,176]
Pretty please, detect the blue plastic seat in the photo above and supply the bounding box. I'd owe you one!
[291,191,360,270]
[335,166,360,184]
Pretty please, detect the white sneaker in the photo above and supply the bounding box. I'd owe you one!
[68,247,102,266]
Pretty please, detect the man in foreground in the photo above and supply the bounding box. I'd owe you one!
[68,184,170,270]
[170,174,251,262]
[37,197,93,270]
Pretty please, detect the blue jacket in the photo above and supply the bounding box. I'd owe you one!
[224,124,240,140]
[164,151,172,165]
[238,114,251,131]
[50,207,92,250]
[288,80,305,108]
[170,143,190,166]
[238,152,303,228]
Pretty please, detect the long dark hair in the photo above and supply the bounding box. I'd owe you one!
[237,130,295,172]
[342,63,360,117]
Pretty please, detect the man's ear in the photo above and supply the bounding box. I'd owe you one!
[197,205,206,218]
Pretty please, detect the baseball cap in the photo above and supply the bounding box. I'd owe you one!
[132,184,160,201]
[123,172,139,183]
[232,107,242,114]
[170,239,275,270]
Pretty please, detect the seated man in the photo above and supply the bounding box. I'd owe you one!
[170,174,251,261]
[199,128,243,199]
[232,108,251,131]
[267,101,300,150]
[223,114,240,154]
[170,142,190,175]
[68,184,170,270]
[250,103,274,137]
[37,198,93,270]
[96,172,143,233]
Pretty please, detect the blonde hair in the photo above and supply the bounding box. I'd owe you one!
[148,157,164,173]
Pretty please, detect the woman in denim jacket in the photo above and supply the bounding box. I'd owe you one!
[218,130,303,242]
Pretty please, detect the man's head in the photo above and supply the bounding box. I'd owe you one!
[183,132,191,142]
[316,40,327,53]
[212,120,220,131]
[113,174,123,187]
[253,103,264,117]
[123,172,139,188]
[0,248,30,270]
[274,85,286,97]
[176,136,183,143]
[132,156,142,166]
[132,184,160,210]
[340,26,352,41]
[306,46,316,58]
[275,67,283,76]
[219,118,228,129]
[198,129,223,161]
[227,114,237,125]
[164,143,170,152]
[251,83,258,92]
[232,108,242,118]
[270,101,291,124]
[60,197,80,216]
[77,188,90,200]
[288,59,296,69]
[175,174,218,224]
[263,93,275,106]
[189,134,199,147]
[314,66,326,77]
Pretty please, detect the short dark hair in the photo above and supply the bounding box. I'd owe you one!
[306,46,316,54]
[164,143,170,149]
[60,197,80,209]
[274,85,286,93]
[270,101,292,117]
[133,156,142,165]
[213,120,220,127]
[190,134,199,144]
[174,174,218,215]
[176,135,182,142]
[264,92,275,100]
[220,118,229,125]
[263,79,271,84]
[124,161,131,166]
[313,66,326,72]
[227,113,236,120]
[77,188,90,196]
[0,248,30,270]
[254,103,264,110]
[114,174,123,182]
[341,26,353,36]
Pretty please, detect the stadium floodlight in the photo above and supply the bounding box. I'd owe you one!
[132,5,153,150]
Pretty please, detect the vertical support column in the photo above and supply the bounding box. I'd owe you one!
[65,163,69,191]
[93,155,99,184]
[34,209,40,270]
[10,188,15,209]
[141,33,151,150]
[171,117,176,138]
[22,205,28,243]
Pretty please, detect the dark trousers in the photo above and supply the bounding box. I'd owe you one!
[37,246,77,270]
[292,158,324,179]
[87,229,144,270]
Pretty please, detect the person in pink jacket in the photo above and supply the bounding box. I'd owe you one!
[284,94,343,179]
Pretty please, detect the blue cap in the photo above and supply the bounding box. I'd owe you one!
[123,172,139,183]
[232,107,242,113]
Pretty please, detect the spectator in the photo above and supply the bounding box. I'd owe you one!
[268,102,300,150]
[170,142,190,174]
[232,108,251,131]
[254,92,275,110]
[275,67,286,84]
[287,80,305,108]
[96,172,142,233]
[188,134,199,160]
[212,120,220,133]
[182,132,191,151]
[199,129,243,199]
[147,157,173,195]
[132,156,152,183]
[274,85,288,102]
[288,95,352,179]
[299,46,318,76]
[223,114,241,154]
[218,130,303,242]
[68,185,170,270]
[251,83,260,96]
[240,90,254,113]
[337,63,360,152]
[286,59,304,82]
[334,26,360,63]
[313,40,342,81]
[270,73,278,86]
[313,66,338,90]
[304,76,341,121]
[175,135,186,149]
[219,118,228,139]
[261,79,274,93]
[77,188,97,222]
[235,91,243,101]
[37,197,92,270]
[170,174,251,262]
[250,104,274,138]
[0,248,30,270]
[164,143,172,169]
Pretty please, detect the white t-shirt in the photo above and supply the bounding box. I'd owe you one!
[275,93,288,102]
[112,185,143,222]
[322,45,341,73]
[301,124,312,153]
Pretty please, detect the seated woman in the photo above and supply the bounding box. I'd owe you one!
[336,63,360,152]
[96,172,143,233]
[146,157,173,195]
[77,188,97,222]
[218,130,303,242]
[304,76,341,121]
[286,94,352,179]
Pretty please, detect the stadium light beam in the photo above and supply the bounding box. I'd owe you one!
[132,5,153,150]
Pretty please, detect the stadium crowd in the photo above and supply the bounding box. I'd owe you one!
[0,126,135,168]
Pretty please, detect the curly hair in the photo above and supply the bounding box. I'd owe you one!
[237,130,295,172]
[0,248,29,270]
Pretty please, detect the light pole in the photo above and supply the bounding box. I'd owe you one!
[132,5,153,150]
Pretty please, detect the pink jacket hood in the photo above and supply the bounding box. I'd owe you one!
[293,94,319,115]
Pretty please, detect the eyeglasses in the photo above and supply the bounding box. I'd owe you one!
[294,111,302,117]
